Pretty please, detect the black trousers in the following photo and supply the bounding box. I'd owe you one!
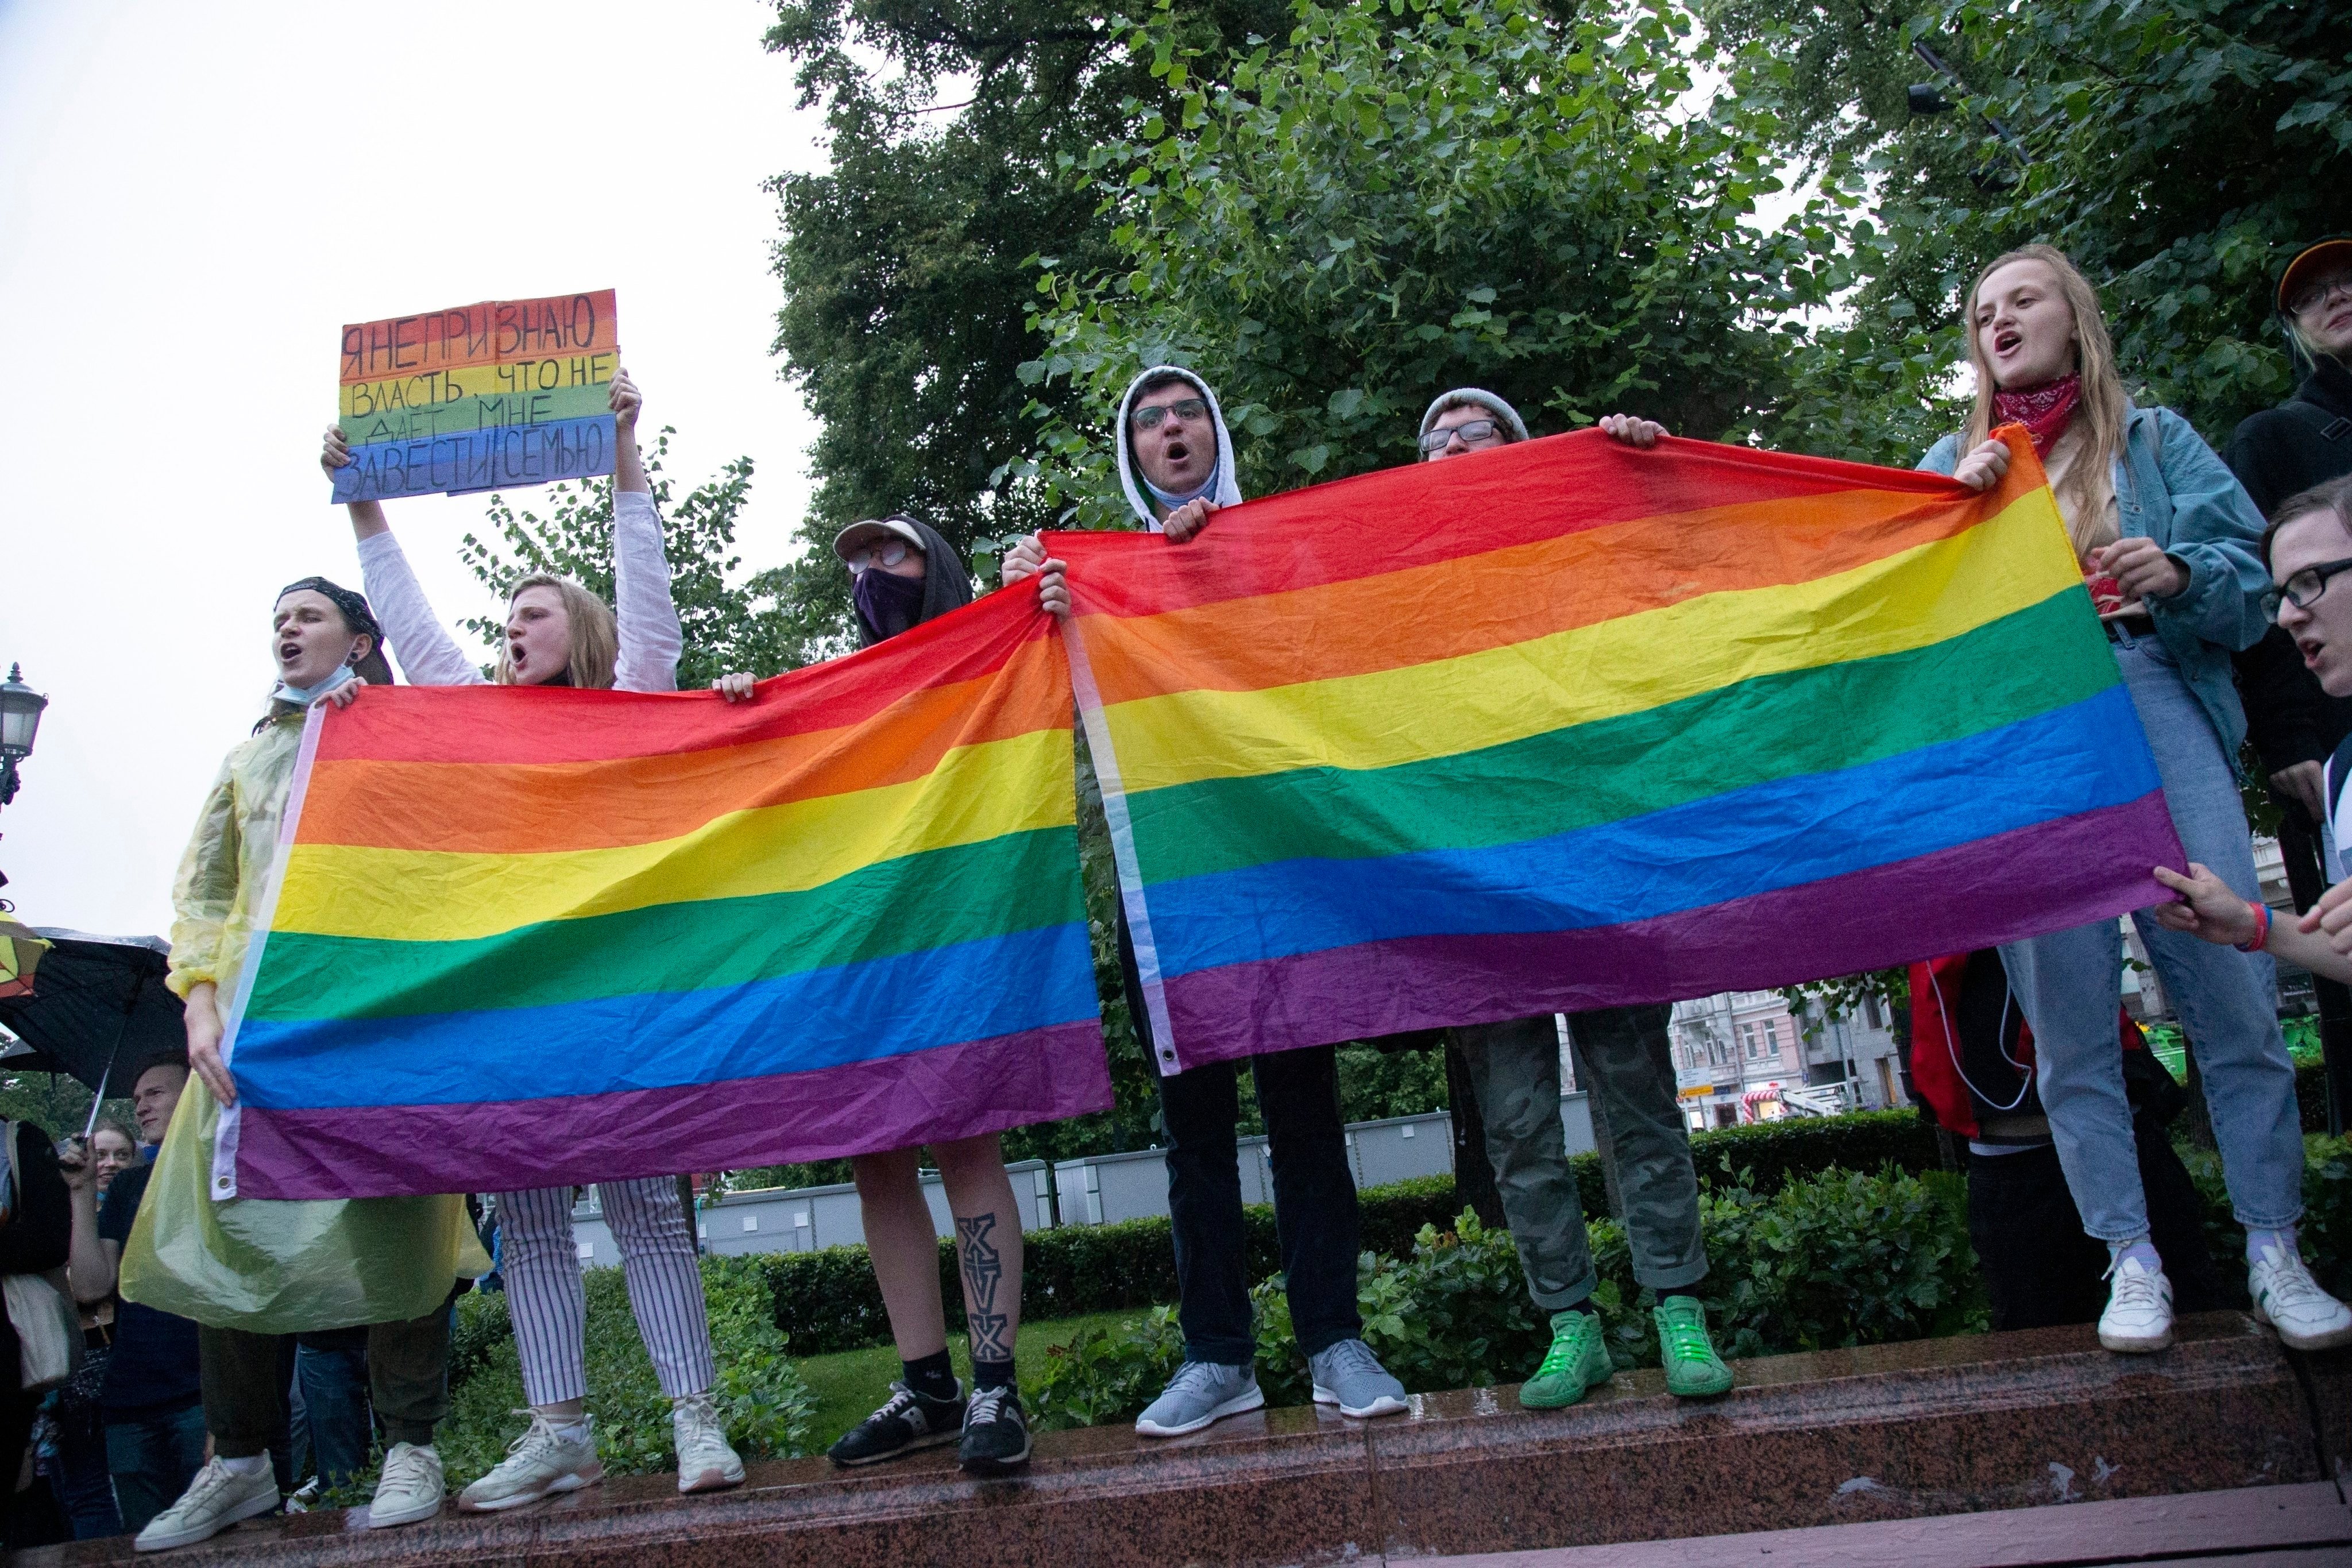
[1122,912,1362,1364]
[1968,1118,2228,1331]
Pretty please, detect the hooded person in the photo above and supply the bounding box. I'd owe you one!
[838,514,972,646]
[716,517,1030,1478]
[1413,389,1735,1410]
[1007,367,1411,1437]
[1111,366,1243,532]
[123,576,488,1551]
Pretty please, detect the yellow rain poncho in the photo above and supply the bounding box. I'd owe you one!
[121,706,485,1332]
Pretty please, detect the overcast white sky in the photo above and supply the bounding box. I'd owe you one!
[0,1,829,940]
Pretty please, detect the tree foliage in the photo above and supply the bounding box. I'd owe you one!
[765,0,1292,628]
[1709,0,2352,451]
[461,431,838,685]
[1006,0,1859,523]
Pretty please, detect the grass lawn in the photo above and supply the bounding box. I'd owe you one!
[796,1308,1152,1449]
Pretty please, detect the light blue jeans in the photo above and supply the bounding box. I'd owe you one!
[1999,631,2305,1241]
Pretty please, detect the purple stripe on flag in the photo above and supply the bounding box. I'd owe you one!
[1157,793,2181,1069]
[231,1020,1110,1199]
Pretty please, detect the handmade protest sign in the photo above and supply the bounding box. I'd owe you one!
[1053,427,2184,1075]
[209,587,1107,1199]
[330,291,619,503]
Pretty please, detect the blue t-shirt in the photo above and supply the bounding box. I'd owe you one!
[95,1160,203,1417]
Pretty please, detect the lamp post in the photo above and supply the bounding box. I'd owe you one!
[0,664,47,810]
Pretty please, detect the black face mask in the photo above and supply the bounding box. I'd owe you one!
[854,568,928,642]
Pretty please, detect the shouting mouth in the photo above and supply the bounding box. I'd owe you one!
[1993,327,2023,358]
[2301,636,2328,669]
[277,639,303,666]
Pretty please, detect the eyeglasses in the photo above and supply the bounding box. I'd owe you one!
[1419,419,1503,453]
[2288,272,2352,318]
[1130,397,1207,432]
[846,538,916,574]
[2265,555,2352,620]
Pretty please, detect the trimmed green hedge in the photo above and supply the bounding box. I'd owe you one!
[764,1175,1464,1355]
[762,1113,1952,1354]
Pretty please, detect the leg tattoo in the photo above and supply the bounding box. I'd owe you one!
[957,1212,1012,1361]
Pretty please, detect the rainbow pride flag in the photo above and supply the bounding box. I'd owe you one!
[1053,428,2183,1075]
[213,590,1107,1200]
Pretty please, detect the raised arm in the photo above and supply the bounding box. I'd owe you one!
[608,370,682,693]
[320,424,488,686]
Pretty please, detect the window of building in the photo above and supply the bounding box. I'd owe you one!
[1863,994,1885,1030]
[1740,1022,1760,1059]
[1763,1019,1783,1057]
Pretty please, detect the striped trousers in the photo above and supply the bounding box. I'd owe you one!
[496,1179,716,1406]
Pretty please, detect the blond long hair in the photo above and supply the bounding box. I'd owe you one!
[1962,244,2129,555]
[495,573,619,689]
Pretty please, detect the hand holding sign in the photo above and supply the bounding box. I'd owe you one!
[332,291,620,503]
[610,368,642,435]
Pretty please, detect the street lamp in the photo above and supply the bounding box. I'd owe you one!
[0,665,48,809]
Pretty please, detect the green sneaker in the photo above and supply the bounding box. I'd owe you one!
[1655,1295,1733,1398]
[1519,1308,1613,1409]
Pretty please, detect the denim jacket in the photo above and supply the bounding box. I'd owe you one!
[1921,404,2270,758]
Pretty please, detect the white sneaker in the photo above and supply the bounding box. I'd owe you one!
[2250,1242,2352,1351]
[2097,1254,2175,1353]
[458,1410,603,1513]
[367,1442,446,1529]
[135,1456,280,1551]
[671,1391,745,1494]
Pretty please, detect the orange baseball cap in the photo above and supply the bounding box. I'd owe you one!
[2278,237,2352,315]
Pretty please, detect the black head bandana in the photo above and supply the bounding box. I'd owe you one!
[277,576,384,647]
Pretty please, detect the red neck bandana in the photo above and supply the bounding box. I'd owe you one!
[1991,373,2083,458]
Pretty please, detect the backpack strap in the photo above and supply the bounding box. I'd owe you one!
[2285,397,2352,444]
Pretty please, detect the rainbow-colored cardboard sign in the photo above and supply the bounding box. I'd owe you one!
[331,291,618,503]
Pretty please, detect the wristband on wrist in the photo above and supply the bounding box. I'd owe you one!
[2237,898,2272,953]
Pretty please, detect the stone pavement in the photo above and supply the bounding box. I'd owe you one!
[20,1311,2347,1567]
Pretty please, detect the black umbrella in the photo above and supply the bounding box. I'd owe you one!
[0,929,184,1131]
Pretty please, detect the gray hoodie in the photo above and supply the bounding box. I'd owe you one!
[1114,366,1245,530]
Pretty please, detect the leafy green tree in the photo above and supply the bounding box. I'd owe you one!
[460,431,836,685]
[765,0,1294,634]
[1004,0,1856,522]
[1708,0,2352,450]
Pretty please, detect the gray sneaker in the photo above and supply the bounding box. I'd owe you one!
[1310,1339,1408,1419]
[1135,1360,1265,1437]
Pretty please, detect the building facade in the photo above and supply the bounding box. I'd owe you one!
[1667,988,1909,1132]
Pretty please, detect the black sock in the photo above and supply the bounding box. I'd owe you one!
[903,1349,957,1401]
[972,1357,1016,1393]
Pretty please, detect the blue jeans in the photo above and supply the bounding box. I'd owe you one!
[1999,632,2305,1241]
[295,1331,373,1488]
[53,1393,121,1540]
[105,1403,207,1538]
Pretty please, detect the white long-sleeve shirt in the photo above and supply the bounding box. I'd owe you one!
[356,489,682,694]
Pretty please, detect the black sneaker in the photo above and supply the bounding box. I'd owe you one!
[958,1385,1032,1477]
[828,1380,965,1467]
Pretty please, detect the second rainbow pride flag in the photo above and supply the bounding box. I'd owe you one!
[211,589,1107,1200]
[1053,427,2183,1075]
